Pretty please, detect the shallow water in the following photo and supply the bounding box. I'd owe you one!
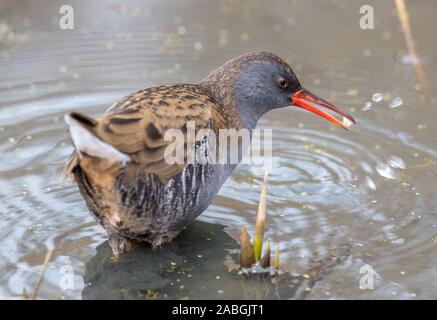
[0,0,436,299]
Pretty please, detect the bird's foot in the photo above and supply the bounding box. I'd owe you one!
[108,233,137,258]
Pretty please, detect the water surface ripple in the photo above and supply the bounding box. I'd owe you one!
[0,0,436,299]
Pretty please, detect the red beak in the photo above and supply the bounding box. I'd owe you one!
[291,88,356,130]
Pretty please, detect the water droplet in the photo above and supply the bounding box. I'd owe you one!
[240,32,249,42]
[347,89,359,96]
[58,65,67,73]
[286,17,295,27]
[393,52,432,67]
[273,24,282,33]
[391,238,405,245]
[177,25,186,35]
[388,155,406,169]
[365,177,376,190]
[362,49,371,57]
[218,37,227,46]
[105,41,115,50]
[389,97,403,108]
[362,101,372,111]
[194,41,203,51]
[372,93,383,102]
[376,163,396,179]
[382,30,392,40]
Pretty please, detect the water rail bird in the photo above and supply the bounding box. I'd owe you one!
[64,51,355,256]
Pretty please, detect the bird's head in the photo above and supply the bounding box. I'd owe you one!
[201,51,355,129]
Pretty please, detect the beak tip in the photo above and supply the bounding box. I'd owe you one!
[341,116,356,130]
[292,89,357,130]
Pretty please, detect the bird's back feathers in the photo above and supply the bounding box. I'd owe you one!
[64,84,232,184]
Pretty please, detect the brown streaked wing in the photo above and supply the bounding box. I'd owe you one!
[95,85,226,184]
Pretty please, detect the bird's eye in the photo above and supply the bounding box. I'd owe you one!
[277,77,289,89]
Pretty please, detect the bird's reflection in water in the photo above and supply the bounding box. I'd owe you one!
[82,221,301,300]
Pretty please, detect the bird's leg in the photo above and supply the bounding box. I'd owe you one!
[107,232,137,257]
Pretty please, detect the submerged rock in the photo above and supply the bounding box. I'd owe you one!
[82,221,299,300]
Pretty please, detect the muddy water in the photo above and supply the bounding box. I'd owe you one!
[0,0,436,299]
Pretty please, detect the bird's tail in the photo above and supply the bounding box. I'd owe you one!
[63,112,131,182]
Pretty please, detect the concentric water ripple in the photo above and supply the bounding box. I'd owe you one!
[1,65,436,299]
[206,113,437,298]
[1,0,437,300]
